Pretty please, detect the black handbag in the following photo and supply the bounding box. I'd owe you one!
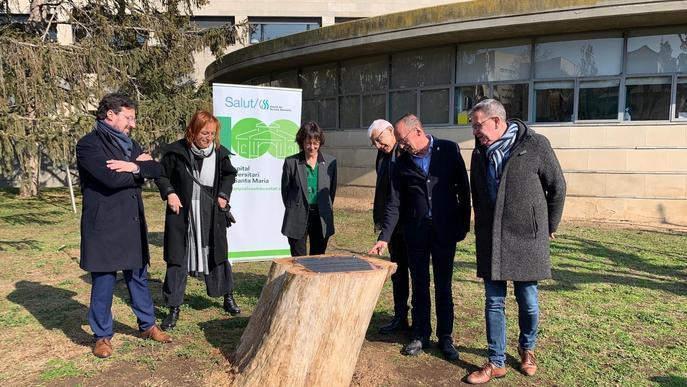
[184,166,237,227]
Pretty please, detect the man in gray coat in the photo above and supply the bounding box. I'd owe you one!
[466,99,566,384]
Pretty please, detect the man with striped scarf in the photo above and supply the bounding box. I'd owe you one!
[466,99,566,384]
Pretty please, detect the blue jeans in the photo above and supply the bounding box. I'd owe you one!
[484,280,539,368]
[89,267,156,339]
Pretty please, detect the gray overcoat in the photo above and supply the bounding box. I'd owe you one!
[470,119,566,281]
[281,151,337,239]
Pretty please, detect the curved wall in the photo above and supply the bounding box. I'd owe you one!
[208,0,687,226]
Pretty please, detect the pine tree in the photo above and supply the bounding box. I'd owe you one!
[0,0,242,197]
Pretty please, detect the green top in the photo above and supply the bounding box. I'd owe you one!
[306,162,318,205]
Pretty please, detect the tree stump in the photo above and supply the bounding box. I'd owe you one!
[230,255,397,387]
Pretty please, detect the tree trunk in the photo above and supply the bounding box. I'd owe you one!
[230,255,396,387]
[18,147,40,198]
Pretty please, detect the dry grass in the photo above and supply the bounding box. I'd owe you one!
[1,188,686,386]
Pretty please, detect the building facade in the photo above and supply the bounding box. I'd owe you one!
[206,0,687,226]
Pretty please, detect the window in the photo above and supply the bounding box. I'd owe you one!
[362,94,386,127]
[625,77,671,121]
[270,71,299,88]
[390,90,417,122]
[494,84,529,121]
[535,35,623,78]
[256,29,687,128]
[454,85,487,124]
[249,17,319,44]
[578,80,620,120]
[0,13,28,25]
[535,81,574,122]
[339,56,388,128]
[456,41,530,122]
[301,63,337,129]
[246,76,270,86]
[457,40,531,82]
[420,89,449,124]
[627,30,687,74]
[191,16,234,30]
[391,46,453,124]
[338,96,359,129]
[391,47,453,89]
[335,17,361,24]
[676,78,687,119]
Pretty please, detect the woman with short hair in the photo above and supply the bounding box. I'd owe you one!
[280,121,337,256]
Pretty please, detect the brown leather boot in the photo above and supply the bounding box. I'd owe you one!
[466,363,506,384]
[518,347,537,376]
[93,338,113,358]
[141,325,172,343]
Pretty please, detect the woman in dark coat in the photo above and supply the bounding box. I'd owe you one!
[281,121,337,256]
[156,110,240,330]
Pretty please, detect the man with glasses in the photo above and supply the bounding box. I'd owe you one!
[367,119,410,334]
[466,99,566,384]
[76,93,171,358]
[370,114,471,361]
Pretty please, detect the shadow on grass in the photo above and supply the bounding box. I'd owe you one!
[6,281,138,346]
[0,239,41,251]
[185,294,222,310]
[649,375,687,386]
[546,235,687,296]
[0,188,74,215]
[233,271,268,300]
[199,317,249,360]
[0,210,65,226]
[365,310,406,345]
[148,231,164,247]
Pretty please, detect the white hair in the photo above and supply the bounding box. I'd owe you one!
[470,99,507,121]
[367,119,393,139]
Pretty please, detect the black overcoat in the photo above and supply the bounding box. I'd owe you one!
[76,129,161,272]
[379,137,471,246]
[281,151,337,239]
[155,140,237,267]
[470,119,566,281]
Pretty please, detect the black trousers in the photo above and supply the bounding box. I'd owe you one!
[388,228,410,318]
[163,260,234,308]
[288,205,329,257]
[405,217,456,339]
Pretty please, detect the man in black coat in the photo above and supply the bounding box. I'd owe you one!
[76,93,171,358]
[465,99,565,384]
[370,114,471,360]
[367,119,410,334]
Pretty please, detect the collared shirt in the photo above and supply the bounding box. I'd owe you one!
[411,135,434,218]
[411,135,433,175]
[306,162,318,205]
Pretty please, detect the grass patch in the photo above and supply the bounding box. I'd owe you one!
[0,188,685,385]
[39,359,85,381]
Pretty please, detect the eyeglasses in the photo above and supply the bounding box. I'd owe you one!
[371,128,388,146]
[198,130,216,138]
[398,129,413,146]
[471,117,494,130]
[117,112,136,123]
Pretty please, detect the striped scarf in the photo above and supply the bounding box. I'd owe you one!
[486,122,519,180]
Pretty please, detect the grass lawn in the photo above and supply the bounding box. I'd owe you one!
[0,188,685,386]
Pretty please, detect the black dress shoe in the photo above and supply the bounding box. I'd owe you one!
[402,337,430,356]
[223,293,241,316]
[160,306,180,331]
[379,315,410,334]
[438,336,459,361]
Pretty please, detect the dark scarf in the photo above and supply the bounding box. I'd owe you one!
[95,120,133,160]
